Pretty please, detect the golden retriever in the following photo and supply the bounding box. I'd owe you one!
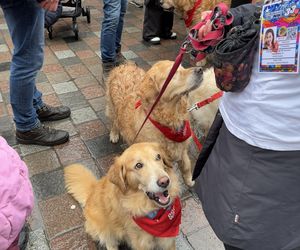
[160,0,232,28]
[64,142,181,250]
[106,60,203,187]
[188,67,220,137]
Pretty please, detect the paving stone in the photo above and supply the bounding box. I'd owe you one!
[97,153,119,175]
[88,96,106,112]
[0,115,13,131]
[0,129,17,146]
[65,63,90,78]
[71,106,98,124]
[72,158,102,179]
[39,193,85,239]
[81,85,105,99]
[36,82,55,95]
[46,71,71,84]
[42,93,62,107]
[55,136,91,166]
[42,64,64,74]
[59,56,82,66]
[0,92,3,102]
[0,61,10,71]
[122,50,139,60]
[27,198,44,231]
[187,225,224,250]
[52,81,78,95]
[58,91,88,111]
[19,144,50,157]
[77,120,107,140]
[0,44,9,52]
[67,40,90,51]
[23,149,61,177]
[37,71,48,83]
[50,227,97,250]
[30,168,65,200]
[124,26,140,33]
[0,23,8,30]
[26,228,50,250]
[175,232,193,250]
[86,134,122,160]
[74,75,99,89]
[75,50,96,59]
[54,49,76,59]
[181,197,209,236]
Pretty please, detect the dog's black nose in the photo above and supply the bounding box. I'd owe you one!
[157,176,170,188]
[195,67,203,74]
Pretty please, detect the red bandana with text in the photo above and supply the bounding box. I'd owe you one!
[133,197,181,237]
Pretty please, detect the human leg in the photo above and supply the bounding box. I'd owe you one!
[1,0,69,145]
[142,1,162,44]
[160,10,176,39]
[101,0,122,63]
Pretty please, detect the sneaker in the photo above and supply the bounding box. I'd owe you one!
[129,0,143,8]
[37,104,71,122]
[149,37,161,45]
[162,32,177,40]
[16,124,69,146]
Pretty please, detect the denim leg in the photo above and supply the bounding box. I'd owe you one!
[115,0,127,51]
[101,0,122,62]
[1,0,44,131]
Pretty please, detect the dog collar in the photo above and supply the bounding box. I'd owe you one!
[135,100,192,142]
[133,197,181,237]
[185,0,202,28]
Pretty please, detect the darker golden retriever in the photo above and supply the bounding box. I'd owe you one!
[106,60,203,187]
[64,142,181,250]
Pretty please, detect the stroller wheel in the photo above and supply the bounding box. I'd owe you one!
[86,7,91,24]
[47,26,53,40]
[72,23,79,40]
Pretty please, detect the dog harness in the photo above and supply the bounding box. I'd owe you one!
[133,197,181,237]
[135,100,192,142]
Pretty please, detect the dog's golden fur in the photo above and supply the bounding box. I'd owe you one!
[64,142,180,250]
[161,0,232,28]
[188,67,219,136]
[106,60,203,187]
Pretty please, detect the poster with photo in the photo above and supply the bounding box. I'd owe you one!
[259,0,300,73]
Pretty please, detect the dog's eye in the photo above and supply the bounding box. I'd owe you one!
[156,154,161,161]
[135,163,143,169]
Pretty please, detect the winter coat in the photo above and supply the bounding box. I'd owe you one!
[0,136,33,250]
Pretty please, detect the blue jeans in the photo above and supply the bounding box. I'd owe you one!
[101,0,127,62]
[0,0,44,131]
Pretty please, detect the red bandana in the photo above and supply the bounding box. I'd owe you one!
[184,0,202,28]
[135,100,192,142]
[133,197,181,237]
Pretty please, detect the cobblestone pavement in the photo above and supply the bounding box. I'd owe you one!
[0,1,224,249]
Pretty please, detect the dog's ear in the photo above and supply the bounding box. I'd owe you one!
[138,72,159,104]
[107,158,127,193]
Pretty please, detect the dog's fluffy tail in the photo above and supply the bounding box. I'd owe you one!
[64,164,97,206]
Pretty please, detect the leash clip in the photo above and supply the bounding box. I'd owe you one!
[188,103,198,112]
[181,38,193,54]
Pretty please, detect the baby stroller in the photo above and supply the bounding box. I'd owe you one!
[45,0,91,40]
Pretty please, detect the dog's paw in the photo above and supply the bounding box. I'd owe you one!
[110,132,120,143]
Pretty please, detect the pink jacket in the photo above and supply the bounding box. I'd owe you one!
[0,137,33,250]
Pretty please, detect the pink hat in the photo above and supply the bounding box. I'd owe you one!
[0,136,34,250]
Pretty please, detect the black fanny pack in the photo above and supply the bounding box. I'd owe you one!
[212,12,261,92]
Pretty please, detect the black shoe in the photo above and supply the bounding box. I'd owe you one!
[37,104,71,122]
[162,32,177,40]
[102,61,117,82]
[116,52,127,66]
[16,124,69,146]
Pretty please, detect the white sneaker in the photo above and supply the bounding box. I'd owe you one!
[149,37,160,45]
[170,32,177,39]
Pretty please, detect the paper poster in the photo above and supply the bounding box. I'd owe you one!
[259,0,300,73]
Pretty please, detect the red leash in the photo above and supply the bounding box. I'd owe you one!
[188,91,223,112]
[184,0,203,28]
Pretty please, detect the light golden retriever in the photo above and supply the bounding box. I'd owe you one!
[160,0,232,28]
[64,142,180,250]
[106,60,203,187]
[188,67,220,137]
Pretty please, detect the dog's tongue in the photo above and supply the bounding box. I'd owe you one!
[157,192,169,204]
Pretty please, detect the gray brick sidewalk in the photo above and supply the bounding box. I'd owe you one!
[0,1,223,249]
